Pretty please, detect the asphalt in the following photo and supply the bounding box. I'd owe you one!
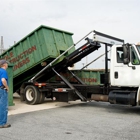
[8,93,81,116]
[1,94,140,140]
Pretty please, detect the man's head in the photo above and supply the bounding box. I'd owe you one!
[0,60,9,69]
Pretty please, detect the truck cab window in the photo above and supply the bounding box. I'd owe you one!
[131,47,140,65]
[116,47,123,63]
[136,45,140,54]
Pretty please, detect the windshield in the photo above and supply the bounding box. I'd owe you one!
[136,45,140,54]
[131,45,140,65]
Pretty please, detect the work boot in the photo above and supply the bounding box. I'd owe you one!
[0,123,11,128]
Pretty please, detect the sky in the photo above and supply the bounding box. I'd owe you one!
[0,0,140,69]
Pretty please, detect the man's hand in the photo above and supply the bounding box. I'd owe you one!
[1,78,9,92]
[6,87,9,92]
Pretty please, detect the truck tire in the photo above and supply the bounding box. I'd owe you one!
[38,92,45,104]
[24,85,40,105]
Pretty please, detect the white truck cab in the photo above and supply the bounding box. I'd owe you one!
[110,44,140,87]
[93,31,140,106]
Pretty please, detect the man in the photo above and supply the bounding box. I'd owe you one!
[0,59,11,128]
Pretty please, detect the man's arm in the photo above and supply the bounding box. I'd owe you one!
[1,78,9,92]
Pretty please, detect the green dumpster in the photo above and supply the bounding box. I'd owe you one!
[72,69,105,85]
[0,25,75,92]
[48,69,105,85]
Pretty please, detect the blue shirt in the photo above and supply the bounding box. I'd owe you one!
[0,68,8,86]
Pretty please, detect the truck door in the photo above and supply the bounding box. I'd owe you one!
[111,45,140,87]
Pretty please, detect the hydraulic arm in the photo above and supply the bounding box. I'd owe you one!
[32,38,101,82]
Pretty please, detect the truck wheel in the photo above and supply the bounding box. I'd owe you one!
[38,92,45,104]
[24,85,40,105]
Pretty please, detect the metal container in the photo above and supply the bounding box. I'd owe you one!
[49,69,105,85]
[71,69,104,85]
[0,25,74,91]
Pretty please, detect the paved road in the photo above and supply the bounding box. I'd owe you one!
[1,101,140,140]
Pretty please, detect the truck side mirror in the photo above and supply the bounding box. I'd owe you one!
[123,44,130,64]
